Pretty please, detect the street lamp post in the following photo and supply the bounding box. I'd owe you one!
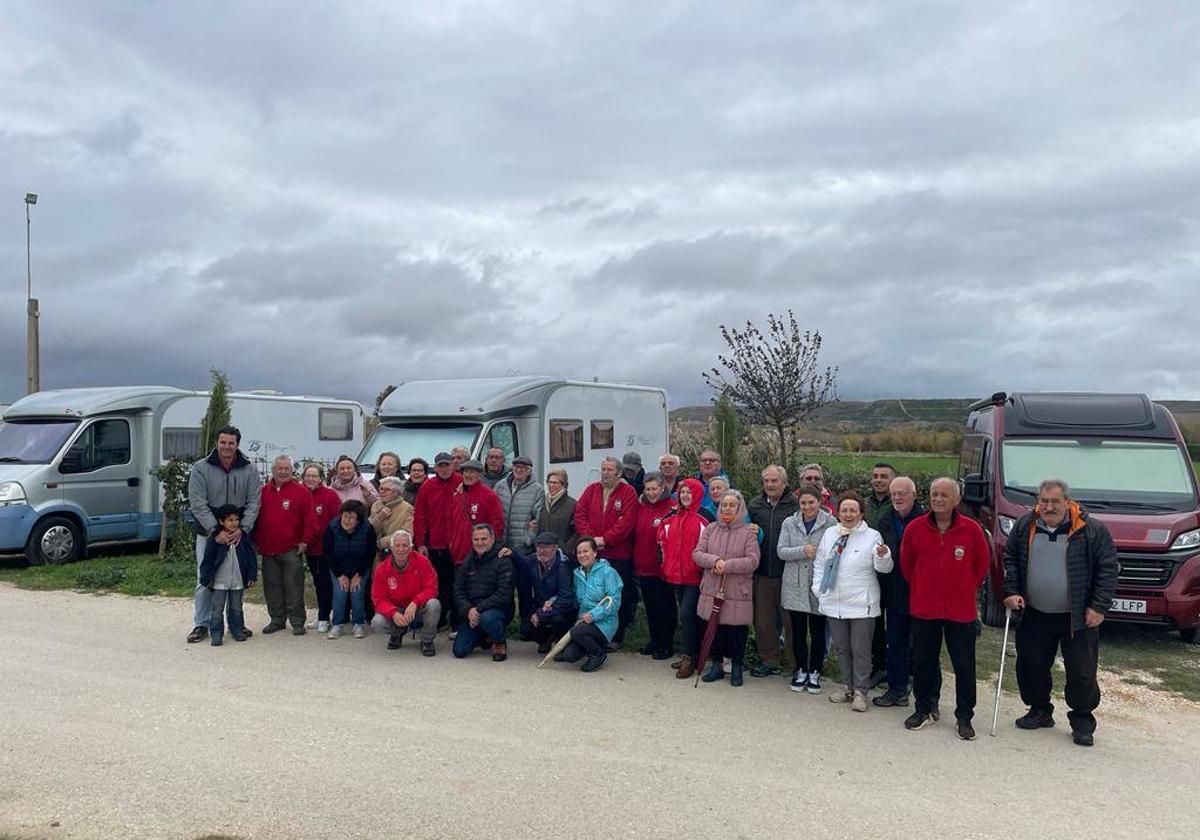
[24,192,39,394]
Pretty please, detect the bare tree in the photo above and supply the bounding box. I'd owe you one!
[703,311,838,466]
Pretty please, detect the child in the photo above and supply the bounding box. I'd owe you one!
[199,505,259,646]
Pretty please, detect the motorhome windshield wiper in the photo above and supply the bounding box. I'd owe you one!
[1075,498,1178,513]
[0,456,26,463]
[1003,485,1038,498]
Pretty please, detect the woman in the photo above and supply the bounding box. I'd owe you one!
[536,469,578,562]
[370,451,404,491]
[323,500,377,640]
[554,537,623,673]
[329,455,380,508]
[811,490,892,711]
[659,478,707,679]
[693,490,760,687]
[301,463,342,633]
[632,471,675,659]
[368,477,415,551]
[778,484,837,694]
[401,458,428,506]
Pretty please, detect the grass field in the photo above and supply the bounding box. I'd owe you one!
[801,451,959,476]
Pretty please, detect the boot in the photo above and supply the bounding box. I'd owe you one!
[700,661,725,682]
[674,655,695,679]
[730,661,744,687]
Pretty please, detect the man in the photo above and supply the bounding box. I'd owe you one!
[450,446,470,472]
[696,449,729,516]
[448,460,506,565]
[185,426,262,643]
[573,456,639,646]
[370,529,441,656]
[657,453,682,497]
[507,531,579,653]
[872,476,925,708]
[481,447,510,488]
[1003,479,1118,747]
[799,463,836,513]
[747,465,800,678]
[621,451,646,496]
[254,455,317,635]
[412,452,464,628]
[401,458,428,506]
[452,524,515,661]
[495,455,544,553]
[900,478,990,739]
[864,461,898,687]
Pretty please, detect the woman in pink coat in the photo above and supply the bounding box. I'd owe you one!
[693,489,760,687]
[329,455,380,508]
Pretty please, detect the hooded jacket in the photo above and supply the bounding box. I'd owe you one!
[574,558,624,642]
[658,478,707,587]
[573,479,639,560]
[187,449,263,537]
[632,492,674,577]
[495,474,546,551]
[412,471,464,551]
[812,519,892,620]
[694,495,761,626]
[777,507,837,614]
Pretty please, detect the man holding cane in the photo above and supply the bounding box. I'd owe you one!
[1003,479,1118,747]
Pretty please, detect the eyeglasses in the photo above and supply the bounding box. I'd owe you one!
[700,458,718,463]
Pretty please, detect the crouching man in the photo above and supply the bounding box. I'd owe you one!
[505,531,578,654]
[370,529,441,656]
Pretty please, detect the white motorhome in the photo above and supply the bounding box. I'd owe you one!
[0,387,365,564]
[358,377,669,490]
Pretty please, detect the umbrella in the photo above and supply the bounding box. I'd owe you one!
[694,574,726,687]
[537,596,613,669]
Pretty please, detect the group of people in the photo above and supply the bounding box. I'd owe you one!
[185,428,1118,746]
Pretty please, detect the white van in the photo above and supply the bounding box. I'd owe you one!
[0,386,365,564]
[358,377,669,490]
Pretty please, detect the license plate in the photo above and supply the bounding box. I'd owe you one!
[1111,598,1147,614]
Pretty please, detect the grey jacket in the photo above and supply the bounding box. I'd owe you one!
[777,508,837,613]
[495,474,546,551]
[187,449,263,537]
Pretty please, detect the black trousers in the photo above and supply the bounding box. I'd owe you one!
[638,575,675,653]
[912,618,977,722]
[871,609,887,675]
[1016,607,1101,735]
[707,624,749,665]
[306,554,333,622]
[787,610,826,674]
[608,557,638,644]
[428,548,455,628]
[520,613,574,645]
[564,621,609,661]
[671,584,701,657]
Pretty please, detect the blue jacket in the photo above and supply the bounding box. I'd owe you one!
[199,535,258,589]
[323,519,377,579]
[696,470,730,516]
[514,548,578,623]
[573,558,624,642]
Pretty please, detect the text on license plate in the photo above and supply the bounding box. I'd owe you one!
[1111,598,1147,614]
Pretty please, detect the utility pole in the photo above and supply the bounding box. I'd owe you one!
[25,192,39,394]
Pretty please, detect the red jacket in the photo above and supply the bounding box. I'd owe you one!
[447,481,505,565]
[632,495,674,577]
[371,550,439,620]
[900,511,990,623]
[304,485,342,557]
[573,480,639,559]
[659,478,707,586]
[254,479,317,556]
[412,472,463,550]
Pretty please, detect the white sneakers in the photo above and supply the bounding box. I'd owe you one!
[352,624,366,640]
[316,620,330,634]
[327,624,344,639]
[305,618,318,629]
[852,691,868,713]
[807,671,822,695]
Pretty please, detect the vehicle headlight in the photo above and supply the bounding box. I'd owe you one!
[1171,529,1200,551]
[0,482,28,507]
[998,515,1015,537]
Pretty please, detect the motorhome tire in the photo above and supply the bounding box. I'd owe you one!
[26,517,83,566]
[1180,627,1200,645]
[980,577,1005,628]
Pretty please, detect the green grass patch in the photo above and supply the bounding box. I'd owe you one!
[0,552,196,598]
[800,451,959,476]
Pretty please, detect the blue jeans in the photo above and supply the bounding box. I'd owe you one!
[330,572,366,625]
[209,588,246,639]
[452,608,508,658]
[193,535,212,627]
[885,608,913,694]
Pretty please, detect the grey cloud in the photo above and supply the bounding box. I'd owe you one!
[587,200,661,230]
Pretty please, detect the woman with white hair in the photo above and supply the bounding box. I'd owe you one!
[368,476,415,551]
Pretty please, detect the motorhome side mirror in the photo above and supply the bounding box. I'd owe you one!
[59,445,85,474]
[962,473,990,507]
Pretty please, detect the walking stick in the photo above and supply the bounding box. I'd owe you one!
[989,606,1013,737]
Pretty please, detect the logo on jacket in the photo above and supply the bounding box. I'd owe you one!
[387,578,397,590]
[282,499,291,511]
[315,505,324,514]
[614,500,622,511]
[470,503,479,519]
[954,546,965,560]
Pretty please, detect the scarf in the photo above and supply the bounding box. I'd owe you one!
[818,529,852,594]
[545,488,566,513]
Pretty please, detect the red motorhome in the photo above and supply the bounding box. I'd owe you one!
[961,392,1200,642]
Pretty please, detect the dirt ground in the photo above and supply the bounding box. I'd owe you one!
[1,584,1197,840]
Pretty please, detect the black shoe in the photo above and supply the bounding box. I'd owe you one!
[1015,709,1055,730]
[231,630,250,642]
[730,663,744,687]
[491,643,508,662]
[581,652,608,672]
[186,626,208,643]
[931,706,941,722]
[291,625,306,636]
[262,623,286,635]
[210,635,223,647]
[750,664,779,678]
[537,640,552,654]
[652,648,673,660]
[873,690,910,708]
[701,662,725,683]
[638,643,656,656]
[956,720,977,741]
[1072,731,1094,747]
[606,642,619,653]
[420,639,436,657]
[904,711,935,731]
[388,634,403,650]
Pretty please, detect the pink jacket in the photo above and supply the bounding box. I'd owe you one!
[694,498,760,626]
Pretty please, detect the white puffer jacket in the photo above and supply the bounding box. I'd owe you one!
[811,520,892,620]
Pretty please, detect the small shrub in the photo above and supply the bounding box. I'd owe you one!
[75,566,128,589]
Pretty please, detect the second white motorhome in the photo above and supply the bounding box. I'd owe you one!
[358,377,669,490]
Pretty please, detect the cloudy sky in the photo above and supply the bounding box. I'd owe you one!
[2,1,1198,409]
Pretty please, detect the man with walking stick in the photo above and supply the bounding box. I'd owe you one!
[1002,479,1118,747]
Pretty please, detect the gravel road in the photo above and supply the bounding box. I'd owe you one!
[1,584,1195,840]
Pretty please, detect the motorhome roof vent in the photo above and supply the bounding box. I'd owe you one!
[1013,393,1154,429]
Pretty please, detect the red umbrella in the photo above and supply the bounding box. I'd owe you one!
[694,574,726,687]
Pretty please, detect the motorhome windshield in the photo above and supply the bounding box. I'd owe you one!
[1001,438,1198,511]
[357,423,481,468]
[0,419,80,464]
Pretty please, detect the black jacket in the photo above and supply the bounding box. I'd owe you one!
[875,502,926,614]
[323,519,377,579]
[747,488,801,578]
[454,546,515,617]
[1003,503,1119,633]
[199,535,258,588]
[514,548,578,624]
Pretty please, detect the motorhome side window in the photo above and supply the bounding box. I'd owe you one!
[163,427,203,461]
[487,422,518,461]
[549,419,583,463]
[590,420,614,450]
[62,419,131,473]
[319,408,354,441]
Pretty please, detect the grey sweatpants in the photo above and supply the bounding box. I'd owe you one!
[829,616,876,694]
[370,599,442,643]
